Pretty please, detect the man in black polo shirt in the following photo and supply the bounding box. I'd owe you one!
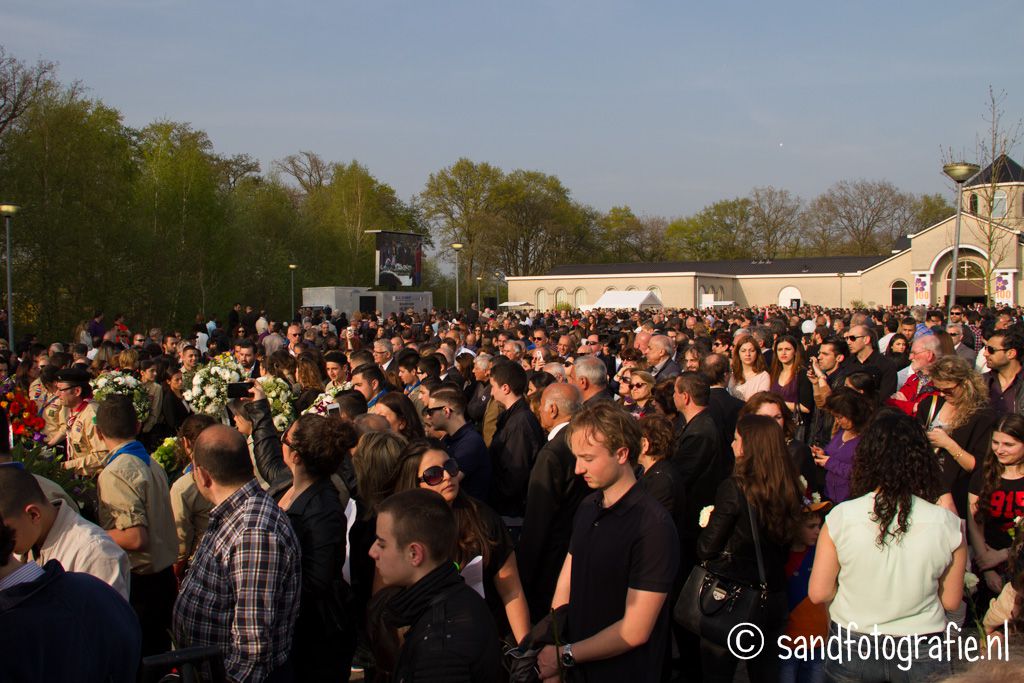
[487,360,544,520]
[536,402,679,682]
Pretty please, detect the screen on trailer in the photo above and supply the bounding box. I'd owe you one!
[375,232,422,287]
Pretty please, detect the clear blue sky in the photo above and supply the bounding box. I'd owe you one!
[6,1,1023,217]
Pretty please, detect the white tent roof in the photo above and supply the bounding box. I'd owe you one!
[591,290,663,310]
[499,301,532,308]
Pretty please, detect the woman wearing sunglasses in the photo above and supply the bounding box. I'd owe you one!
[918,355,997,520]
[392,439,532,645]
[628,370,657,418]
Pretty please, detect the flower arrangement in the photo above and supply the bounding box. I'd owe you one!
[1,387,46,444]
[153,437,181,474]
[302,382,349,417]
[698,505,715,528]
[91,370,151,423]
[184,353,244,417]
[257,375,295,432]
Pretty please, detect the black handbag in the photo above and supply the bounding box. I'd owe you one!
[673,498,768,647]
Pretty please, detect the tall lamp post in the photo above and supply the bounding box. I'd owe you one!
[0,204,19,350]
[450,243,463,312]
[288,264,298,320]
[476,275,482,308]
[943,161,980,315]
[837,272,845,309]
[494,270,506,309]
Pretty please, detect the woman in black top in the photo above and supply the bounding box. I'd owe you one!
[697,414,804,683]
[637,414,679,513]
[249,383,359,682]
[392,438,531,645]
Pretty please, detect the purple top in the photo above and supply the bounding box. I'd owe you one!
[824,431,860,504]
[770,376,798,404]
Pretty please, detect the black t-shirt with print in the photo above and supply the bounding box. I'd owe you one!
[969,469,1024,550]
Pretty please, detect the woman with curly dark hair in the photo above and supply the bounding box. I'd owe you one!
[919,354,997,518]
[391,438,531,644]
[809,410,966,682]
[969,414,1024,606]
[697,414,804,682]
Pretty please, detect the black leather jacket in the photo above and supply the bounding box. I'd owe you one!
[696,478,789,592]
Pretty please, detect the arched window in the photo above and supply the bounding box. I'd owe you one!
[943,259,985,281]
[993,190,1008,219]
[626,285,638,292]
[718,286,726,300]
[778,286,802,308]
[647,286,661,300]
[535,289,548,311]
[554,288,568,307]
[573,288,587,307]
[969,193,978,214]
[890,280,908,307]
[604,286,617,293]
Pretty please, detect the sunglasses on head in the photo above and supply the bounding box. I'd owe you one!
[418,458,459,486]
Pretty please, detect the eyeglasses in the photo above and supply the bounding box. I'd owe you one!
[56,386,78,393]
[937,386,958,397]
[844,334,864,342]
[422,405,446,417]
[533,337,545,341]
[986,345,1005,355]
[280,432,293,448]
[418,458,459,486]
[630,383,648,390]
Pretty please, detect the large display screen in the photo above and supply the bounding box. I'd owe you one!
[375,232,422,287]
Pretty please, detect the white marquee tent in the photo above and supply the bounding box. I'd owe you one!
[589,290,664,310]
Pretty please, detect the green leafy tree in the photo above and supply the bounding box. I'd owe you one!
[665,198,753,260]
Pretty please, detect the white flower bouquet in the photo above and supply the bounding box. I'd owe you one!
[302,382,350,417]
[698,505,715,528]
[184,353,244,417]
[91,370,150,422]
[257,375,295,432]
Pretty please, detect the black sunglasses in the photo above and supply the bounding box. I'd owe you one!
[418,459,459,486]
[422,405,446,417]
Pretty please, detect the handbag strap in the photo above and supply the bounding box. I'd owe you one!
[745,496,768,592]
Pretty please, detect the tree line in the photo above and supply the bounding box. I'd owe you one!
[0,45,952,340]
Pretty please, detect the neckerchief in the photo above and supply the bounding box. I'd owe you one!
[105,440,151,467]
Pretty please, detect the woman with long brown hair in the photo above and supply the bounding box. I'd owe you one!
[918,354,997,518]
[697,414,804,682]
[728,334,770,401]
[768,334,812,425]
[969,414,1024,606]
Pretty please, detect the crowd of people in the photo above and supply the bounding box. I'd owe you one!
[2,300,1024,682]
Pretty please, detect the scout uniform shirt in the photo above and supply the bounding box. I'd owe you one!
[38,389,64,444]
[97,440,177,575]
[62,400,110,477]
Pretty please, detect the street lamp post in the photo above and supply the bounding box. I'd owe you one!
[0,204,20,350]
[288,264,298,320]
[476,276,482,308]
[943,162,981,315]
[837,272,845,309]
[450,243,464,312]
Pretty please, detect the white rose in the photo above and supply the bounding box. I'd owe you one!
[798,476,808,491]
[699,505,715,528]
[964,572,979,594]
[205,386,217,398]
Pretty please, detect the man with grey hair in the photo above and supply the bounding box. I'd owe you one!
[542,362,567,382]
[947,323,977,364]
[518,383,587,619]
[572,355,610,406]
[891,334,943,416]
[373,339,395,372]
[646,334,681,383]
[467,353,493,430]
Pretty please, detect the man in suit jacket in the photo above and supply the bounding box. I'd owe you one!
[517,383,587,621]
[701,353,744,447]
[646,334,681,383]
[949,323,977,365]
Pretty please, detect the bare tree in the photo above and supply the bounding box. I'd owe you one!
[273,151,330,194]
[0,45,57,140]
[954,87,1023,303]
[806,180,915,256]
[748,186,801,260]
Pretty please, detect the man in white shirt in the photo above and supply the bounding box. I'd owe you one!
[0,466,130,599]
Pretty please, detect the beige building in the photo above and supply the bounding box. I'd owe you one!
[508,155,1024,309]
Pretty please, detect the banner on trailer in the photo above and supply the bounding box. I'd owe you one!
[375,232,422,287]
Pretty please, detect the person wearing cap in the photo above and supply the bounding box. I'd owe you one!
[56,366,109,477]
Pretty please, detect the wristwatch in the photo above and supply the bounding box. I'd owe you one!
[560,643,576,668]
